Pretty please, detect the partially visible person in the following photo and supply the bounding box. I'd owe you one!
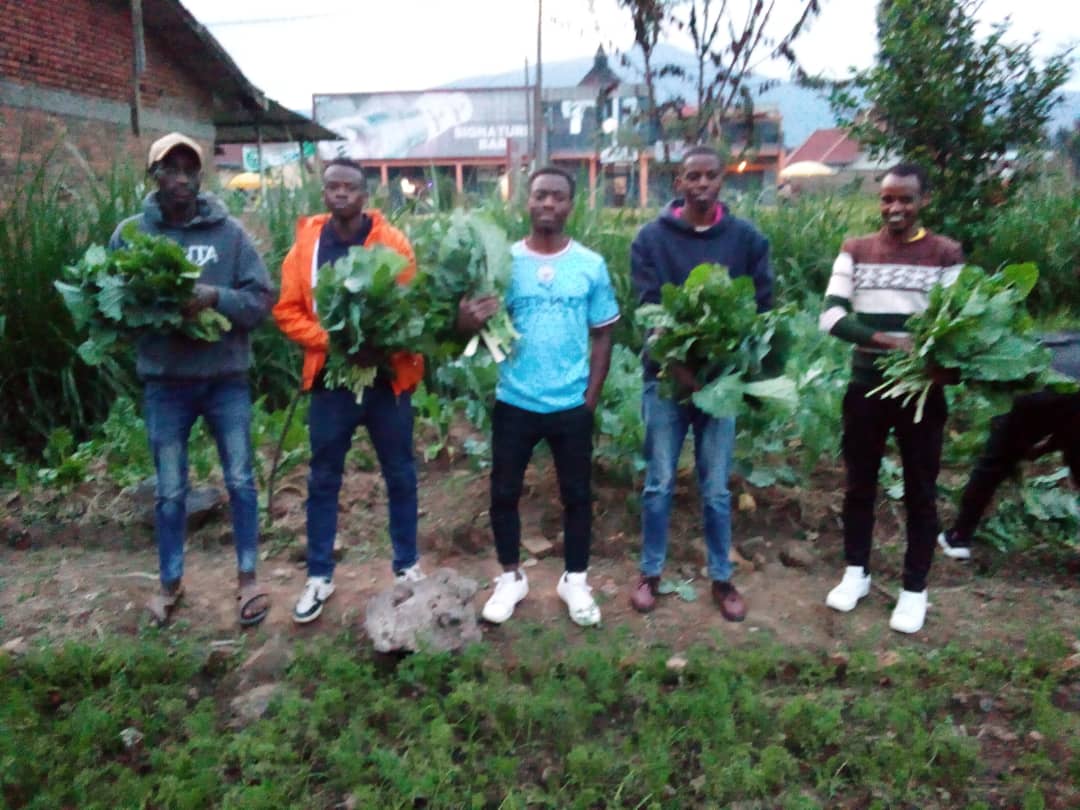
[457,166,619,627]
[273,158,425,624]
[939,331,1080,559]
[629,145,773,622]
[819,162,964,635]
[111,132,274,627]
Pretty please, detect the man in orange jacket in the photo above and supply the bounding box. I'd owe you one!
[274,158,425,623]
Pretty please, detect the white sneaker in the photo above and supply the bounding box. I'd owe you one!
[825,566,871,612]
[890,589,928,634]
[395,562,426,583]
[481,570,529,624]
[293,576,335,624]
[557,571,601,627]
[937,532,971,561]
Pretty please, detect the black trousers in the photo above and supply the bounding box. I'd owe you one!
[842,382,947,592]
[954,390,1080,540]
[490,401,594,572]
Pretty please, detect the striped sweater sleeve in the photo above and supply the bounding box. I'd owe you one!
[819,249,877,345]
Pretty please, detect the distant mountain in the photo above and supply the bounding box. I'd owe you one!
[443,43,1080,149]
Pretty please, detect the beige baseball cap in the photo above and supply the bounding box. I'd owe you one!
[147,132,204,169]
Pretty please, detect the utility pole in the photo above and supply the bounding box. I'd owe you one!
[533,0,546,167]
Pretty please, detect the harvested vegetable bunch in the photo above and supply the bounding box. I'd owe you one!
[635,263,797,419]
[871,263,1078,421]
[55,226,231,366]
[412,208,519,363]
[315,244,424,402]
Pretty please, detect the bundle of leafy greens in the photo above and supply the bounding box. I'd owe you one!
[635,264,798,419]
[871,263,1077,421]
[412,208,519,363]
[55,226,231,366]
[315,244,424,402]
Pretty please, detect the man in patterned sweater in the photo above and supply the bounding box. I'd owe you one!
[819,162,964,634]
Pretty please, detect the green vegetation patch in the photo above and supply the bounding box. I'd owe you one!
[2,630,1077,809]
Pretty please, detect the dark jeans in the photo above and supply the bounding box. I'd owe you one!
[490,400,594,572]
[306,384,417,579]
[954,390,1080,540]
[143,377,258,588]
[842,382,947,592]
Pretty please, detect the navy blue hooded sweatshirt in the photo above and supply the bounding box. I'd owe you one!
[631,199,773,380]
[110,192,274,381]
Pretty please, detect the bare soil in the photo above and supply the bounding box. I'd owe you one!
[2,454,1077,656]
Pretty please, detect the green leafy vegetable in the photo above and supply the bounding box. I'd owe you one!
[315,244,424,402]
[412,208,519,363]
[635,264,798,420]
[871,263,1078,421]
[55,226,231,366]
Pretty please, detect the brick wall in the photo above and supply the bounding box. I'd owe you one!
[0,0,218,181]
[1,0,215,118]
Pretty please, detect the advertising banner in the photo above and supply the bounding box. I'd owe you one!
[314,89,531,160]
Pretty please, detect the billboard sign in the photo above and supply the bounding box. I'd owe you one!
[313,89,531,160]
[242,142,316,171]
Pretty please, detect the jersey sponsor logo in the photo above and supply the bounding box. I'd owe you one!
[186,245,219,266]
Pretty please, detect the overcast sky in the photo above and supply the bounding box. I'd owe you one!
[179,0,1078,110]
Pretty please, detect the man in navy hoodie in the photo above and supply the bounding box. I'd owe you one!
[110,133,274,627]
[629,145,773,620]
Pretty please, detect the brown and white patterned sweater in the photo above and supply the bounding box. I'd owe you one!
[819,228,964,384]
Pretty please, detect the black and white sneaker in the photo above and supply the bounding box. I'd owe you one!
[293,576,335,623]
[937,531,971,561]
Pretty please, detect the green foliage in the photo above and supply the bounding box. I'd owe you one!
[0,150,142,454]
[740,192,878,306]
[411,208,518,363]
[246,180,325,409]
[637,264,798,418]
[595,343,646,479]
[2,632,1077,807]
[57,228,231,366]
[971,180,1080,316]
[978,466,1080,552]
[315,245,422,401]
[872,264,1076,421]
[833,0,1073,247]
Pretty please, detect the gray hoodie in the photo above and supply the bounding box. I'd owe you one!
[109,192,274,381]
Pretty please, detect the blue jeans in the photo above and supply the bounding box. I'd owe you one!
[143,377,259,588]
[306,384,418,579]
[640,381,735,582]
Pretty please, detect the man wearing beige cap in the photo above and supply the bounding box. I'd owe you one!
[110,132,275,627]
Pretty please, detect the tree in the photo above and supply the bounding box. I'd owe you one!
[610,0,821,157]
[832,0,1073,246]
[674,0,821,145]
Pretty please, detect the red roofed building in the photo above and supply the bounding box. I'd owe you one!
[786,127,861,167]
[784,127,894,188]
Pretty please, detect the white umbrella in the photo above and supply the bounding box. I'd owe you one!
[779,160,838,179]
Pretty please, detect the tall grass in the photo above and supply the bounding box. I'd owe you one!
[972,179,1080,318]
[0,153,143,454]
[738,192,877,308]
[242,178,325,409]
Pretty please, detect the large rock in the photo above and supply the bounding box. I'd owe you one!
[128,477,226,529]
[364,568,482,653]
[229,683,283,728]
[779,540,816,570]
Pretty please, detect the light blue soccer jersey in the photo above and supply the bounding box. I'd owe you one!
[495,239,620,413]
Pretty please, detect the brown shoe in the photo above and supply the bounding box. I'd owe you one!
[712,581,746,622]
[630,575,660,613]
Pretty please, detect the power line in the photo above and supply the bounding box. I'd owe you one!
[201,13,339,27]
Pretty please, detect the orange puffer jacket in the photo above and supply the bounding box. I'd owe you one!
[272,211,424,394]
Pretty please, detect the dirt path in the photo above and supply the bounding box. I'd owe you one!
[2,525,1077,656]
[2,456,1077,654]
